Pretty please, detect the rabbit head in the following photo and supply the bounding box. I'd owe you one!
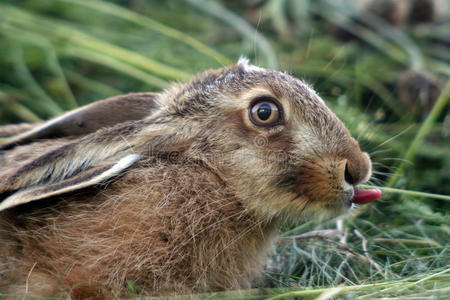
[150,58,375,221]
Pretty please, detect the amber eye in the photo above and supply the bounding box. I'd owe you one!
[249,98,282,126]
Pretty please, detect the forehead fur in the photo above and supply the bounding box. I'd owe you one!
[160,59,319,113]
[156,60,348,142]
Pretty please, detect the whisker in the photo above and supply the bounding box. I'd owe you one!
[366,178,385,186]
[369,148,394,156]
[356,120,376,142]
[371,125,413,151]
[380,157,413,164]
[371,162,396,171]
[372,170,393,176]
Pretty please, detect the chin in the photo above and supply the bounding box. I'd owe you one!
[278,199,350,224]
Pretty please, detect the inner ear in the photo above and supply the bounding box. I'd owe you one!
[0,93,157,150]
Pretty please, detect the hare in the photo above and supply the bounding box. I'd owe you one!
[0,58,381,299]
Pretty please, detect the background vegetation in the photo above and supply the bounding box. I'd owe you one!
[0,0,448,299]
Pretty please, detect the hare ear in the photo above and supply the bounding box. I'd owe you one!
[0,154,140,212]
[0,118,149,211]
[0,123,35,138]
[0,114,192,211]
[0,93,156,150]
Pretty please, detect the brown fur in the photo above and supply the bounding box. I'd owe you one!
[0,59,373,298]
[0,123,35,138]
[1,161,276,297]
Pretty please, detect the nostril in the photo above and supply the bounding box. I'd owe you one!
[344,163,355,185]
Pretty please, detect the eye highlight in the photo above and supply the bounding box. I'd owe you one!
[249,97,282,126]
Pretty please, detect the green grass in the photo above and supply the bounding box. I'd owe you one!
[0,0,448,299]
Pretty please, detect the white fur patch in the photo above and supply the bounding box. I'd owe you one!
[237,57,265,72]
[106,154,141,177]
[0,154,141,212]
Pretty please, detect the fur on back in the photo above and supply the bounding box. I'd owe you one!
[0,159,276,298]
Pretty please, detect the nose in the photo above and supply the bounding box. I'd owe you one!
[344,164,355,185]
[344,152,372,186]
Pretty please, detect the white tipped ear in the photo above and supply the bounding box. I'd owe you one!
[0,154,141,212]
[0,114,194,211]
[237,56,265,72]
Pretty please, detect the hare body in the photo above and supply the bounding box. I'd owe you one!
[1,160,275,298]
[0,59,376,298]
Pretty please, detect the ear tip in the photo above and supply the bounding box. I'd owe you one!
[112,154,142,172]
[236,56,265,73]
[237,56,250,66]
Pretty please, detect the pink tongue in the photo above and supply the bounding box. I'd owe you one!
[352,188,382,204]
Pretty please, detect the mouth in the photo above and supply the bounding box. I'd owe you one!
[352,188,382,204]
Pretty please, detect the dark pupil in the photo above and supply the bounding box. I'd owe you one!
[257,104,272,121]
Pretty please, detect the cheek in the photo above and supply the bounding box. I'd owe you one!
[266,131,294,152]
[291,123,323,154]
